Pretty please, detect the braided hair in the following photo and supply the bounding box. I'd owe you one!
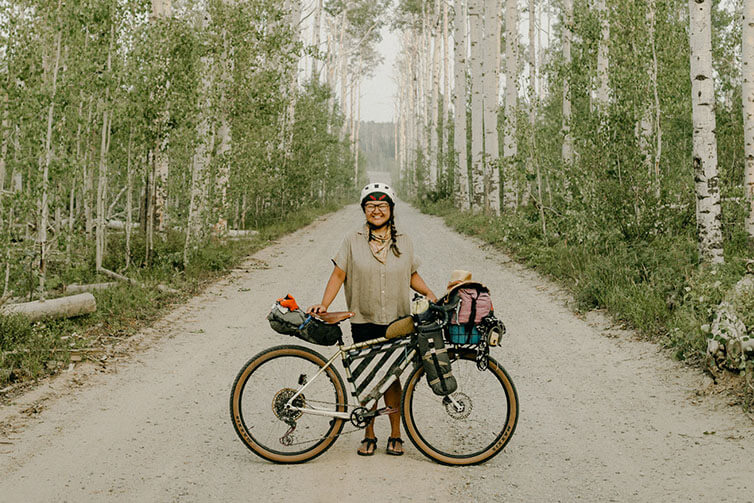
[388,212,401,257]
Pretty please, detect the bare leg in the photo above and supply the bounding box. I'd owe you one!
[384,380,403,454]
[358,404,378,455]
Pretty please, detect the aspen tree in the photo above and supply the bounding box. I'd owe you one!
[595,0,610,110]
[39,0,63,298]
[453,0,471,210]
[312,0,323,80]
[442,0,450,187]
[528,0,545,234]
[96,22,115,273]
[468,0,485,209]
[429,0,441,189]
[483,0,500,214]
[561,0,573,168]
[151,0,172,235]
[688,0,724,264]
[744,0,754,238]
[503,0,518,209]
[215,26,232,231]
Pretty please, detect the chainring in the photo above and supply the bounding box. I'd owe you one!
[442,392,472,419]
[350,406,371,428]
[272,388,305,422]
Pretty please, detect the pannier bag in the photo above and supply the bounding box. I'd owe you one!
[267,295,342,346]
[446,284,493,344]
[417,329,458,396]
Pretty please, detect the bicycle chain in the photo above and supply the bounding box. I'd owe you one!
[276,398,364,447]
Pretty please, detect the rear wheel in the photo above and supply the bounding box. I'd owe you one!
[401,349,518,465]
[229,345,347,463]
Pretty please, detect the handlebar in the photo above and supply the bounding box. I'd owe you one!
[414,301,450,333]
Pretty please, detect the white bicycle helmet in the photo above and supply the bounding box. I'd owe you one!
[360,182,396,206]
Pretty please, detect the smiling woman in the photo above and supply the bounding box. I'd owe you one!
[307,182,437,456]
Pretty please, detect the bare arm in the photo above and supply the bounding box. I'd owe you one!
[307,265,346,314]
[410,272,438,303]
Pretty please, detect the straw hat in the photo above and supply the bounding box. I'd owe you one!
[444,270,487,298]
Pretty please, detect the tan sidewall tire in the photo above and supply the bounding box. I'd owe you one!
[230,345,347,464]
[401,350,518,466]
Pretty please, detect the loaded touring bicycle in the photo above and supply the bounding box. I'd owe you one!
[229,292,518,466]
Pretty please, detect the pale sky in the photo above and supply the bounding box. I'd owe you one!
[360,27,400,123]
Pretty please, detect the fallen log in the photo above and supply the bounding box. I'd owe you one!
[64,282,117,294]
[0,293,97,322]
[97,267,179,295]
[106,220,139,231]
[227,229,258,238]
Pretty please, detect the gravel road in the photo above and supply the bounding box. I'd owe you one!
[1,198,753,502]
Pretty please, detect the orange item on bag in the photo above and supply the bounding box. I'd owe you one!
[277,294,299,311]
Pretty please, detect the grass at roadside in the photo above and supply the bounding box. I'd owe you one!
[419,200,753,367]
[0,201,347,389]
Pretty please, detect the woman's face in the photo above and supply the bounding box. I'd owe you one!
[364,202,391,228]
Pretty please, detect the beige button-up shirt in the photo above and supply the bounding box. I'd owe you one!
[333,225,421,324]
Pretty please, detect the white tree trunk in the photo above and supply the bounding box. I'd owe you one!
[39,9,63,298]
[650,0,662,197]
[503,0,519,209]
[453,0,470,210]
[442,0,450,187]
[468,0,485,210]
[483,0,500,214]
[215,28,232,230]
[595,0,610,110]
[529,0,545,233]
[0,94,7,195]
[743,0,754,237]
[561,0,574,167]
[689,0,724,264]
[125,132,133,269]
[96,24,114,272]
[429,0,441,189]
[151,0,172,236]
[311,0,323,80]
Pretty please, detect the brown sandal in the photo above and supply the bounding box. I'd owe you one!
[357,437,377,456]
[386,437,404,456]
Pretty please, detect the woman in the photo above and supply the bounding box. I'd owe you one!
[307,182,437,456]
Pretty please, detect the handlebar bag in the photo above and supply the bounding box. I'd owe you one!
[267,298,341,346]
[417,329,458,396]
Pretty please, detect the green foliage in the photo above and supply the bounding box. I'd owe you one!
[0,315,62,385]
[420,197,752,363]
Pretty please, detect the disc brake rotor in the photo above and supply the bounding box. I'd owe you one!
[442,392,472,419]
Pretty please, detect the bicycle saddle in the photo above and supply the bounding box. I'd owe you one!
[315,311,355,324]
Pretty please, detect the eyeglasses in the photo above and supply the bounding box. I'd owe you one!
[364,203,390,213]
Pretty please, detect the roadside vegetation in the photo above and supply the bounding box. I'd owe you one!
[0,199,351,389]
[420,201,752,365]
[0,0,389,389]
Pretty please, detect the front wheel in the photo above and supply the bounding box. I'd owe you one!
[401,349,518,465]
[229,345,347,463]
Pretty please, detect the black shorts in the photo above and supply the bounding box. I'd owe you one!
[350,323,388,344]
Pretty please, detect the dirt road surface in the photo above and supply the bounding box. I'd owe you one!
[2,201,754,502]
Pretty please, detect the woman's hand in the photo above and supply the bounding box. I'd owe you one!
[427,293,438,304]
[307,304,328,315]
